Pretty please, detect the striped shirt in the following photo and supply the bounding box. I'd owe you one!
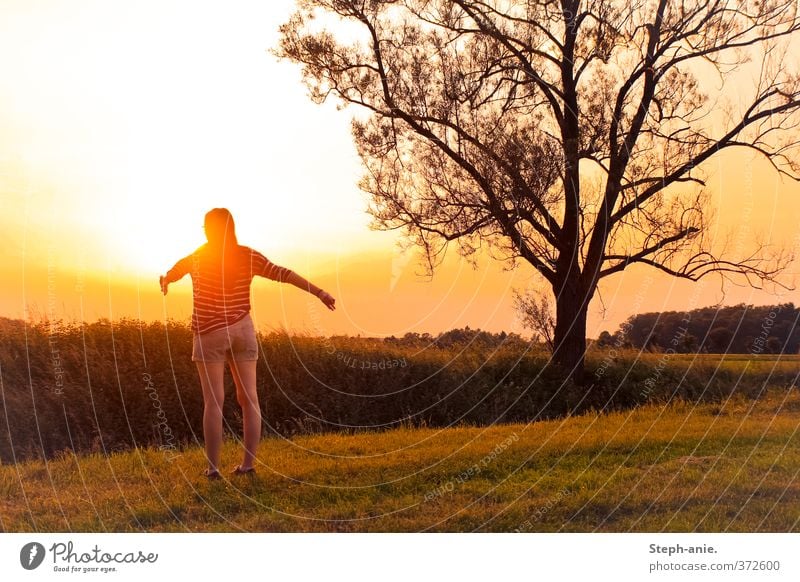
[166,245,292,335]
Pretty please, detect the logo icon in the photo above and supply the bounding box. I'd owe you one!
[390,246,414,292]
[20,542,46,570]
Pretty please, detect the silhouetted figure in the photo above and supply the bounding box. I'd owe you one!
[160,208,335,480]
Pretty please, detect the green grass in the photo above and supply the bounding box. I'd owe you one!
[637,351,800,372]
[3,388,799,532]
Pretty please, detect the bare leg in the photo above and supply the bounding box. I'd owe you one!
[195,361,225,472]
[228,358,260,470]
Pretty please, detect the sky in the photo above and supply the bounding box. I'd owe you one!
[1,0,799,339]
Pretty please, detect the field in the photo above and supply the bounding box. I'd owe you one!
[1,317,798,532]
[3,317,799,465]
[2,388,798,532]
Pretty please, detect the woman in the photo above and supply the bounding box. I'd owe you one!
[160,208,335,480]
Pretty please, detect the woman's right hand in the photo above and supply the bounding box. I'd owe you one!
[159,275,169,295]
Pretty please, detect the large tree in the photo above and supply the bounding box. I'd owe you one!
[278,0,800,380]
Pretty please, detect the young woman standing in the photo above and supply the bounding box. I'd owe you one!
[160,208,335,479]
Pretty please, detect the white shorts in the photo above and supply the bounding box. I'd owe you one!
[191,314,258,363]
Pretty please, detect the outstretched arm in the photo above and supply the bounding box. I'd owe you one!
[159,256,192,296]
[257,251,336,311]
[284,270,336,311]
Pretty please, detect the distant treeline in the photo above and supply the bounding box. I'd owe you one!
[1,317,795,463]
[599,303,800,354]
[383,327,529,349]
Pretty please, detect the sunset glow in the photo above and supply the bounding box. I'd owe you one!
[2,0,799,338]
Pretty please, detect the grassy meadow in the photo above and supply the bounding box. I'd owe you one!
[1,316,798,532]
[2,317,798,464]
[1,388,798,532]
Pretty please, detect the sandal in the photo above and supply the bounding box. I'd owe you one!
[204,468,222,481]
[231,465,256,476]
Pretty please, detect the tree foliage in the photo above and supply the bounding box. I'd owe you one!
[608,302,800,353]
[279,1,800,378]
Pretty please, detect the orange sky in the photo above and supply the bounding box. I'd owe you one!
[1,0,799,338]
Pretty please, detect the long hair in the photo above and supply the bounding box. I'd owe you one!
[203,208,241,292]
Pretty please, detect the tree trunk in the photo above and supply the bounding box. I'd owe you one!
[551,283,589,385]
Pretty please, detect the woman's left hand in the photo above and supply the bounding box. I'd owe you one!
[318,290,336,311]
